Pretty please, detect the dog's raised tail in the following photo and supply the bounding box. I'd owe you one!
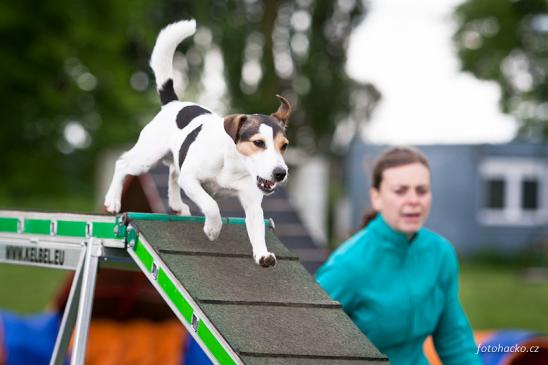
[150,19,196,106]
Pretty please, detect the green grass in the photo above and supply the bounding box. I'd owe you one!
[0,194,96,213]
[0,255,547,334]
[459,261,548,332]
[0,195,94,313]
[0,263,70,314]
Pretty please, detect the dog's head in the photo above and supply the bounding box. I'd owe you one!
[224,95,291,195]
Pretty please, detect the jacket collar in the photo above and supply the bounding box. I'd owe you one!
[368,213,420,251]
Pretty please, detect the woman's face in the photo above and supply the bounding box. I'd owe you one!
[370,162,432,235]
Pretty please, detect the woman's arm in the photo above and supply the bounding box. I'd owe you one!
[316,256,358,315]
[433,246,481,365]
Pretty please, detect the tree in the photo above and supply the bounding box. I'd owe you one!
[181,0,376,153]
[453,0,548,138]
[0,0,376,207]
[0,0,160,202]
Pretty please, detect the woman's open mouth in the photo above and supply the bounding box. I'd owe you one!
[257,176,277,194]
[401,212,421,220]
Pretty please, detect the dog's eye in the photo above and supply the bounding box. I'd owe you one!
[253,140,266,148]
[281,143,288,152]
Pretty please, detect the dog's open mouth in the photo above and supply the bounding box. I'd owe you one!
[257,176,277,194]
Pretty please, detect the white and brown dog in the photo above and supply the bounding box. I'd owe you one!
[104,19,290,267]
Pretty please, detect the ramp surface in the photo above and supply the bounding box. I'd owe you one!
[126,215,389,364]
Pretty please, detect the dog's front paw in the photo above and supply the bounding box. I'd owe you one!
[104,196,121,214]
[254,252,277,268]
[203,217,222,241]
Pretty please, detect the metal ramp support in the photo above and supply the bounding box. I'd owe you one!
[0,210,127,365]
[0,210,389,364]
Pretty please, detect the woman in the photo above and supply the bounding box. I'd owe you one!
[316,147,481,365]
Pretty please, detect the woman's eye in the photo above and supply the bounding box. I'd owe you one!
[253,140,265,148]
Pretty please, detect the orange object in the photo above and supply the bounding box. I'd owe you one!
[79,319,186,365]
[423,331,494,365]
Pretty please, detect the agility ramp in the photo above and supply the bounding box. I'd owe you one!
[0,210,388,365]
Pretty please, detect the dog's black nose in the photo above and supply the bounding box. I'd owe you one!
[273,167,287,182]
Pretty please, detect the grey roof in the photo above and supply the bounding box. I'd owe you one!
[130,217,388,364]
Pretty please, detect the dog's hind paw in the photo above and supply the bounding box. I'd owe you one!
[203,218,222,241]
[169,203,191,216]
[169,206,191,216]
[255,252,277,268]
[169,205,192,216]
[104,199,121,214]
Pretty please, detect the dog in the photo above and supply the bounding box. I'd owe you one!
[104,19,291,267]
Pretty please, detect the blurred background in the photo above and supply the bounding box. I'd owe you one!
[0,0,547,364]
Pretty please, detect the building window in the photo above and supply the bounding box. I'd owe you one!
[521,179,538,210]
[479,158,547,226]
[485,179,505,209]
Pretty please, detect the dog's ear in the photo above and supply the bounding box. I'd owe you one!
[224,114,247,143]
[271,94,292,128]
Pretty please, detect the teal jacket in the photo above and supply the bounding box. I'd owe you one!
[316,215,481,365]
